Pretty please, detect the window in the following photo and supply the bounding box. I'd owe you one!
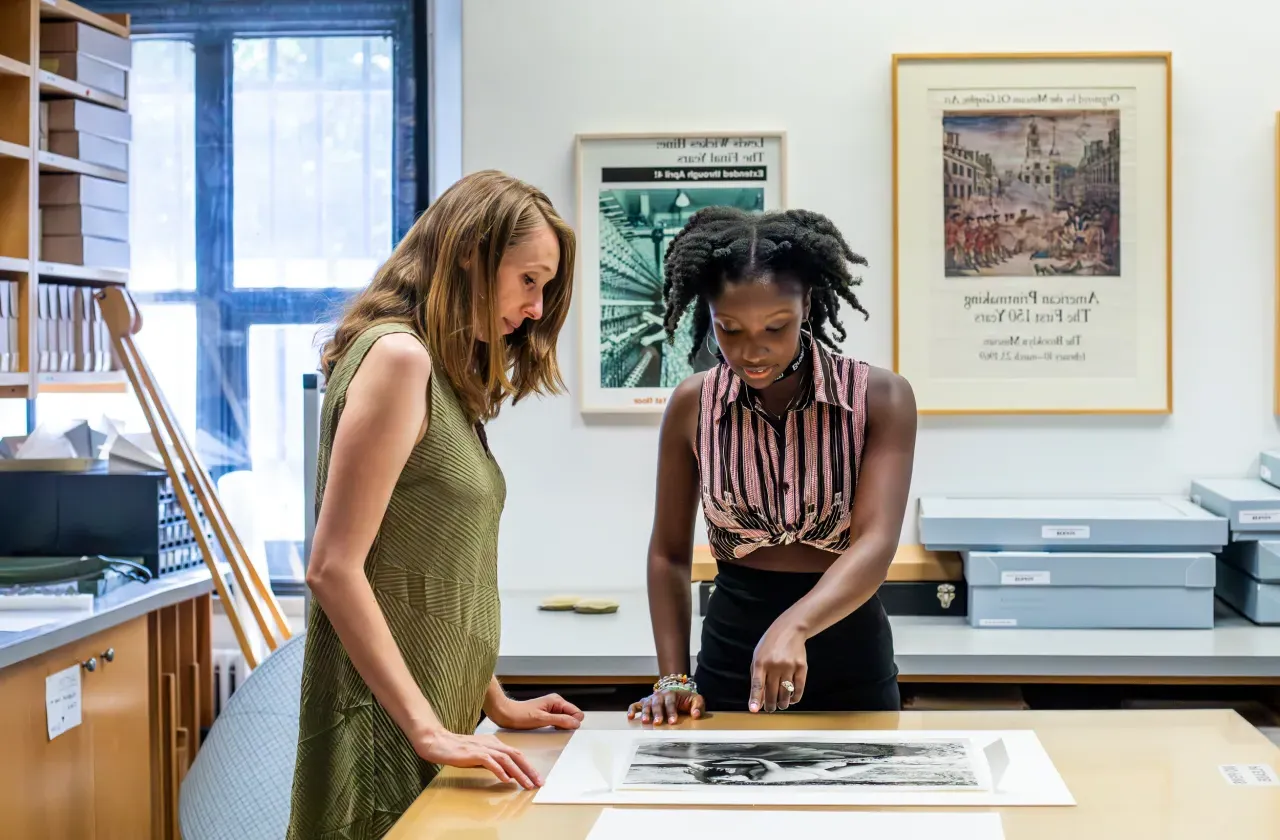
[42,0,423,592]
[233,36,394,289]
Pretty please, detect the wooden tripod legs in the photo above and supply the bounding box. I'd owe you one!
[95,286,292,670]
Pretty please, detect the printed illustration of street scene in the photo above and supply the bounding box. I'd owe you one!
[942,110,1120,277]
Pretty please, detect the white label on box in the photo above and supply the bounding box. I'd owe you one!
[1041,525,1089,539]
[1001,570,1050,585]
[1239,510,1280,525]
[1219,764,1280,786]
[978,618,1018,627]
[45,664,82,740]
[1261,465,1273,481]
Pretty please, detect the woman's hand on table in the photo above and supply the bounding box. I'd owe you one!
[412,727,544,789]
[627,688,706,724]
[487,693,585,731]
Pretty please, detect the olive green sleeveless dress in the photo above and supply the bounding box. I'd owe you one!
[287,323,506,839]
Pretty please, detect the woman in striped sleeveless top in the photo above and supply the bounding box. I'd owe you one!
[629,206,918,722]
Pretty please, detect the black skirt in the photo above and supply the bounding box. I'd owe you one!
[693,560,900,712]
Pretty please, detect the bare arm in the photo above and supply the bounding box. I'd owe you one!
[779,367,918,639]
[306,333,443,740]
[645,373,704,678]
[306,333,544,787]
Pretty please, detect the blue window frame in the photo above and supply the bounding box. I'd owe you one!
[48,0,428,589]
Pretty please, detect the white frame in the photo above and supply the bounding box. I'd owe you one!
[573,131,788,415]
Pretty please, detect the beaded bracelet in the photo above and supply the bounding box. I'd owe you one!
[655,673,698,694]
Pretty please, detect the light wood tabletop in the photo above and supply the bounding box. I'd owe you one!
[385,708,1280,839]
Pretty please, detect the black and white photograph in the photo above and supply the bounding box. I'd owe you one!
[620,739,983,789]
[575,132,786,414]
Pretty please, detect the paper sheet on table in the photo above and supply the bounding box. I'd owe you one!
[586,808,1004,839]
[536,728,1074,807]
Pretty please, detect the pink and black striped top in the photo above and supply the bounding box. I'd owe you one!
[696,335,870,563]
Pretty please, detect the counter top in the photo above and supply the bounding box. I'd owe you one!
[389,708,1280,840]
[496,589,1280,682]
[0,566,218,670]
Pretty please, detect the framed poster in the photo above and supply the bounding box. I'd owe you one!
[892,52,1172,414]
[575,131,787,414]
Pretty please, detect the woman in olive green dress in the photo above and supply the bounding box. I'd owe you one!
[287,170,584,839]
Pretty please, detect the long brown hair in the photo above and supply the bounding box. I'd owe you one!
[319,170,576,423]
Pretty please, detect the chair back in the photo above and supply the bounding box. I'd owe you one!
[178,631,307,840]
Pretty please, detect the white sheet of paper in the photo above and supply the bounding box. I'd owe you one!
[587,808,1005,840]
[1219,764,1280,785]
[45,664,82,740]
[0,594,94,632]
[534,728,1074,808]
[0,612,69,632]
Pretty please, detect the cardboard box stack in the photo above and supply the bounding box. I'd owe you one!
[37,20,132,272]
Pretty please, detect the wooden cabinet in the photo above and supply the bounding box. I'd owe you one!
[0,616,150,840]
[0,588,213,839]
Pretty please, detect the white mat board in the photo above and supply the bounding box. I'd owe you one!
[586,808,1006,839]
[534,728,1074,807]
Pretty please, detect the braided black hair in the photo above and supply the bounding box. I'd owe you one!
[661,206,869,363]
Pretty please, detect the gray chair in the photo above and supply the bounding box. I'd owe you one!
[179,631,307,840]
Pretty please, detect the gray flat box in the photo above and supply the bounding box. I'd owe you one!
[918,496,1228,552]
[1216,559,1280,625]
[1189,478,1280,533]
[1220,538,1280,583]
[1259,450,1280,489]
[963,550,1216,630]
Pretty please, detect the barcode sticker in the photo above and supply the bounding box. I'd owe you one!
[1002,571,1050,585]
[1219,764,1280,786]
[978,618,1017,627]
[1041,525,1089,539]
[1239,510,1280,525]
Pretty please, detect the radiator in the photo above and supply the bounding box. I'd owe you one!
[211,648,245,717]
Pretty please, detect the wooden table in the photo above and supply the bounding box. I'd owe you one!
[386,708,1280,839]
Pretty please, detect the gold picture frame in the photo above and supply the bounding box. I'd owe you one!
[892,52,1173,415]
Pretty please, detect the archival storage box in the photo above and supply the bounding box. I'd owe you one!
[961,550,1216,629]
[1219,537,1280,583]
[1215,559,1280,625]
[1189,478,1280,534]
[917,496,1228,552]
[1259,450,1280,488]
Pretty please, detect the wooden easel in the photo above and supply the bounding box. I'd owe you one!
[95,286,290,669]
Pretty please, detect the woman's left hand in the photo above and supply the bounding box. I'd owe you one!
[748,620,807,713]
[488,693,585,731]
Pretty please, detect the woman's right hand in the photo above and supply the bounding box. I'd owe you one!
[627,689,706,725]
[413,728,544,789]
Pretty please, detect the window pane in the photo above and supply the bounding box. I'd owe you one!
[129,40,197,292]
[35,303,197,441]
[232,36,394,289]
[234,323,325,583]
[0,399,26,438]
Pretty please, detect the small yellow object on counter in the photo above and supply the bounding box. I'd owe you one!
[537,595,581,611]
[572,598,619,615]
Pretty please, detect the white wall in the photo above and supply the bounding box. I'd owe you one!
[463,0,1280,591]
